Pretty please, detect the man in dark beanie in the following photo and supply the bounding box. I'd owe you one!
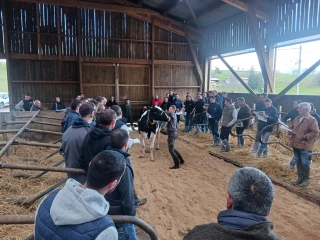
[79,109,117,173]
[61,103,95,184]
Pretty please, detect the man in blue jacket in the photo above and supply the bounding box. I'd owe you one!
[253,98,278,158]
[62,100,80,132]
[172,94,183,127]
[34,150,126,240]
[105,129,137,240]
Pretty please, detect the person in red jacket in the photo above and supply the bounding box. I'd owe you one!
[151,95,162,107]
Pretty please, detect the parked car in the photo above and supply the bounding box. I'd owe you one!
[0,92,9,108]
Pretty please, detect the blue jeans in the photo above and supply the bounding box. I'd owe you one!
[185,114,192,132]
[293,148,312,167]
[208,119,219,137]
[117,223,137,240]
[257,131,272,155]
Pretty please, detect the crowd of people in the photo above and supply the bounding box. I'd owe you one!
[13,89,319,240]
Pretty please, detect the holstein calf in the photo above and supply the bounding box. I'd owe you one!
[138,106,169,161]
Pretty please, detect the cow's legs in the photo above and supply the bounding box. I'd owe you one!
[149,134,156,161]
[140,134,146,158]
[156,127,161,150]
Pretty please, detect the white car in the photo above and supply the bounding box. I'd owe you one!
[0,92,9,108]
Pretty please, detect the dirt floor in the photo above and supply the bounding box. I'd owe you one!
[0,129,320,239]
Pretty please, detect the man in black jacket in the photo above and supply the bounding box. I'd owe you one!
[79,109,117,173]
[105,129,137,240]
[184,96,195,132]
[283,100,300,123]
[52,97,66,111]
[122,99,135,131]
[191,94,205,134]
[236,97,251,148]
[184,167,281,240]
[207,96,222,146]
[256,93,268,111]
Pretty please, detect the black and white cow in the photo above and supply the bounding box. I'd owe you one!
[138,106,169,161]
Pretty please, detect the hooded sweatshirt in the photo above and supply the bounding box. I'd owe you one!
[105,147,136,216]
[61,118,91,184]
[79,124,112,173]
[35,179,117,240]
[184,210,282,240]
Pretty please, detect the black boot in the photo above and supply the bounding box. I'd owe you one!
[170,157,180,169]
[175,150,185,164]
[299,165,310,187]
[293,164,303,185]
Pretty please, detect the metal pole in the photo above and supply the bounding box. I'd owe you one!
[0,162,86,174]
[297,45,302,95]
[0,111,39,158]
[1,215,158,240]
[277,105,282,137]
[0,129,63,136]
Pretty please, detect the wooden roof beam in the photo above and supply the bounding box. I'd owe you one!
[186,0,201,29]
[162,0,184,14]
[222,0,270,21]
[246,1,273,92]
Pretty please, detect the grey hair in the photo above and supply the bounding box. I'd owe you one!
[227,167,274,216]
[298,102,311,113]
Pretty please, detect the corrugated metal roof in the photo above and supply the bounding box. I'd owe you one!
[198,5,243,28]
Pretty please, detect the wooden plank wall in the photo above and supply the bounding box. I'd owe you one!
[0,1,201,109]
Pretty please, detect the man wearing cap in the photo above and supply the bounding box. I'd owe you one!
[60,103,95,184]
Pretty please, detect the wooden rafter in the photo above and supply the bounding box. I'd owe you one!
[246,1,273,92]
[218,54,258,99]
[222,0,269,21]
[187,1,226,23]
[185,0,201,29]
[162,0,184,14]
[184,29,203,88]
[273,59,320,104]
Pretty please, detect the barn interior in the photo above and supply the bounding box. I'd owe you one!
[0,0,320,239]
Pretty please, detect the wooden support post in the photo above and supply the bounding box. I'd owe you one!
[203,58,209,93]
[35,3,41,59]
[77,8,83,93]
[184,29,203,89]
[0,111,39,158]
[151,19,155,98]
[207,59,212,92]
[265,44,275,93]
[115,64,120,102]
[273,59,320,104]
[2,0,13,109]
[246,1,273,93]
[218,54,258,99]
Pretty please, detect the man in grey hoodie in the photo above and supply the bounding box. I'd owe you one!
[34,150,126,240]
[60,103,95,184]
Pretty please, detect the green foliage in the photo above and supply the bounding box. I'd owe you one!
[0,63,8,92]
[247,66,264,93]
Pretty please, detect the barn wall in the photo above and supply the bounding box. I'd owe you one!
[0,1,202,109]
[227,93,320,114]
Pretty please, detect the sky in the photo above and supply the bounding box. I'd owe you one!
[211,40,320,74]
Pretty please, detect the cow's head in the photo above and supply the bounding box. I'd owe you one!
[150,106,169,122]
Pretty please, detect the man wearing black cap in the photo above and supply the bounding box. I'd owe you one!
[60,103,95,184]
[80,109,117,173]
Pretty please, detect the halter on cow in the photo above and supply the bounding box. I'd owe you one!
[138,106,169,161]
